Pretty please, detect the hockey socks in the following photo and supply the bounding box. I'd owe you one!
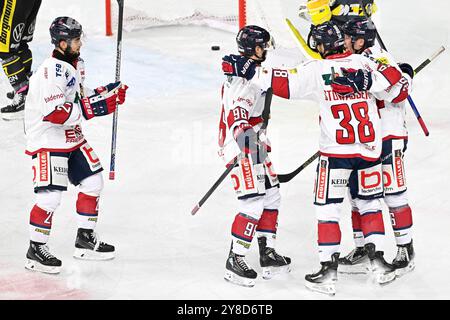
[76,193,99,230]
[29,205,53,244]
[360,210,385,249]
[317,220,341,262]
[255,209,278,247]
[351,210,365,247]
[230,213,259,256]
[389,205,413,245]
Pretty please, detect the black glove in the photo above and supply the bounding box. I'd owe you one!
[331,68,373,95]
[398,62,414,79]
[235,128,268,164]
[222,54,257,80]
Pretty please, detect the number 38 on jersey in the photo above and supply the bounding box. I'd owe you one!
[331,101,375,145]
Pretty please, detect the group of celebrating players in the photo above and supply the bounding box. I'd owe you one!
[218,0,415,295]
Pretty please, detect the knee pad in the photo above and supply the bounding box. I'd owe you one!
[238,195,265,220]
[78,173,104,196]
[315,203,341,222]
[263,187,281,210]
[353,198,382,215]
[35,190,62,212]
[384,191,408,209]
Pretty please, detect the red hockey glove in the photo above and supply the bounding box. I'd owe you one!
[116,84,128,105]
[80,91,118,120]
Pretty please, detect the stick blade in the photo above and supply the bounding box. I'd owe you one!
[109,171,116,180]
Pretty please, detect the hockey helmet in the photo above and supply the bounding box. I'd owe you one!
[310,21,345,56]
[50,16,83,45]
[342,16,377,49]
[236,25,274,57]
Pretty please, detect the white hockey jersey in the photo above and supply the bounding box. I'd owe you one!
[363,46,411,140]
[218,75,271,164]
[250,51,409,161]
[25,56,93,155]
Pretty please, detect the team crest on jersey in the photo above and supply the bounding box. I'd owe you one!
[65,125,84,143]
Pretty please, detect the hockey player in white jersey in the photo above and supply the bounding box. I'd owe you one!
[222,21,410,294]
[220,26,291,287]
[24,17,128,274]
[337,17,415,277]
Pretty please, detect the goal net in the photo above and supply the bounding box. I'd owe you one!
[106,0,305,49]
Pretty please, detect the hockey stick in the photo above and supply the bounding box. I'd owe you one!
[108,0,124,180]
[359,1,430,137]
[276,48,444,184]
[191,88,273,216]
[278,151,320,183]
[285,18,322,60]
[413,46,445,75]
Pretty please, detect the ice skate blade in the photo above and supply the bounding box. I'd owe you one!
[73,248,115,261]
[261,264,291,280]
[224,270,256,287]
[25,259,61,274]
[2,111,24,121]
[338,262,370,274]
[395,261,415,277]
[304,280,336,296]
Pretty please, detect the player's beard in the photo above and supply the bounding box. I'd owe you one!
[64,47,80,62]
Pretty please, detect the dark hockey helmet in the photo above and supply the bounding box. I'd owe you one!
[49,16,83,45]
[310,21,345,56]
[342,16,376,49]
[236,25,274,57]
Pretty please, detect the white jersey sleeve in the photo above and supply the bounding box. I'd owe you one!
[362,46,411,139]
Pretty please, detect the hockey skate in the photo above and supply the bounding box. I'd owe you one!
[365,243,396,285]
[392,241,415,277]
[73,228,115,260]
[304,253,339,296]
[258,237,291,279]
[25,241,62,274]
[1,91,25,121]
[338,246,370,274]
[224,249,258,287]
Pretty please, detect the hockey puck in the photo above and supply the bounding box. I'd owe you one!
[211,45,220,51]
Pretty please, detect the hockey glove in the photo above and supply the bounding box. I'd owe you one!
[235,125,268,164]
[94,81,121,95]
[222,54,257,80]
[398,62,414,79]
[80,91,118,120]
[95,82,129,104]
[80,83,128,120]
[331,68,373,96]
